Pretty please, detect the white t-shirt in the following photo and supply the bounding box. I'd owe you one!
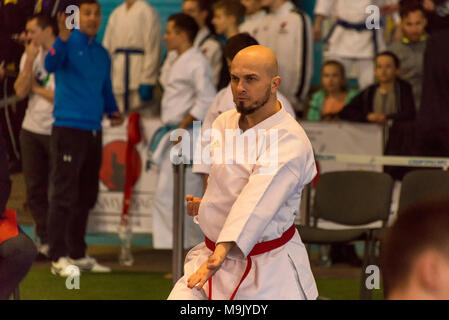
[20,49,55,135]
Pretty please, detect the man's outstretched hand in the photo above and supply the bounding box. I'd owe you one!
[187,242,233,291]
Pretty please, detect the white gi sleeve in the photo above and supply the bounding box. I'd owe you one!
[216,135,316,259]
[140,6,162,86]
[189,62,216,121]
[314,0,337,17]
[102,10,116,54]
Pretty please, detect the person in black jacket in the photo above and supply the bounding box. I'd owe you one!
[339,51,416,171]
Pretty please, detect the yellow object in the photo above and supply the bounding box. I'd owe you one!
[4,0,18,5]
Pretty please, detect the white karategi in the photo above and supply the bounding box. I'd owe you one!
[168,103,318,300]
[192,84,296,175]
[239,10,267,39]
[256,2,314,112]
[103,0,161,111]
[160,27,223,89]
[152,47,216,248]
[314,0,397,89]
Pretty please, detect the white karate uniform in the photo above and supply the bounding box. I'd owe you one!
[160,27,223,88]
[256,2,314,112]
[239,10,267,39]
[192,85,296,175]
[103,0,161,111]
[314,0,395,89]
[168,104,318,300]
[152,47,216,249]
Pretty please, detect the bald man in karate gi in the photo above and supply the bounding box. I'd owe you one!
[168,45,318,300]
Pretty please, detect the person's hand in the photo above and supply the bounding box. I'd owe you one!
[186,195,201,217]
[138,84,153,102]
[367,113,387,124]
[57,12,71,42]
[380,4,399,15]
[109,111,125,126]
[187,245,228,290]
[25,41,40,62]
[423,0,436,11]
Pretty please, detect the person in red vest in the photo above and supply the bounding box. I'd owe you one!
[0,133,37,300]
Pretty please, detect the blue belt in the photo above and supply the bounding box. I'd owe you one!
[324,19,381,55]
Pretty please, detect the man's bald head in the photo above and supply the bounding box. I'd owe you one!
[230,45,281,116]
[232,45,279,78]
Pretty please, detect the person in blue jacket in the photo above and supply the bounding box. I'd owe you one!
[45,0,124,277]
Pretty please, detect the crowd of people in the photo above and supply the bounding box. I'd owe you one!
[0,0,448,300]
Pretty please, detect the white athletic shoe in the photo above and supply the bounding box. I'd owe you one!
[51,257,80,277]
[69,256,111,273]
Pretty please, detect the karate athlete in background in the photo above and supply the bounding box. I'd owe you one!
[151,14,216,249]
[313,0,399,89]
[168,45,318,300]
[103,0,161,111]
[161,0,223,89]
[255,0,314,116]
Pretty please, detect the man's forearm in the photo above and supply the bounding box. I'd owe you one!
[14,59,34,100]
[32,86,54,103]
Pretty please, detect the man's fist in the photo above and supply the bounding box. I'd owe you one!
[186,195,201,217]
[57,12,72,42]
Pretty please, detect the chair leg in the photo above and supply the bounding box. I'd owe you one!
[13,286,20,300]
[360,236,374,300]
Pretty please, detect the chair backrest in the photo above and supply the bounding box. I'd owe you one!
[312,171,394,226]
[398,170,449,214]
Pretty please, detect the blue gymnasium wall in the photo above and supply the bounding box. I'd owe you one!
[97,0,321,85]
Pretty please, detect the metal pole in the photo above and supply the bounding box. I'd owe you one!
[172,161,185,286]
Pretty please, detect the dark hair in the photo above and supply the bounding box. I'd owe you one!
[399,0,425,18]
[213,0,246,25]
[321,60,348,92]
[376,51,401,68]
[183,0,218,34]
[79,0,100,9]
[27,14,58,35]
[168,13,199,44]
[380,198,449,296]
[224,33,259,61]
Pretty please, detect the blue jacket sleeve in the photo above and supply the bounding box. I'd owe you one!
[103,56,119,117]
[44,37,69,73]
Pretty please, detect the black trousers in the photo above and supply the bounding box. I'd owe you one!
[20,129,50,244]
[48,126,102,261]
[0,231,37,300]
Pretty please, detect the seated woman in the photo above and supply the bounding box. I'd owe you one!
[307,60,358,121]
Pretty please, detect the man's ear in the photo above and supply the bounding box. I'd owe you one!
[272,76,281,91]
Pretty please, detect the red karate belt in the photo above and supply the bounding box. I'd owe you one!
[0,209,19,244]
[121,112,141,226]
[204,224,296,300]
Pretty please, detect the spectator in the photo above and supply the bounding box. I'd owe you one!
[103,0,161,112]
[0,0,36,173]
[381,199,449,299]
[389,0,427,110]
[13,14,57,260]
[161,0,223,89]
[307,60,359,121]
[183,0,223,88]
[45,0,124,276]
[212,0,246,40]
[151,13,216,249]
[314,0,390,90]
[239,0,266,38]
[416,0,449,157]
[257,0,314,116]
[339,51,416,179]
[0,133,37,300]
